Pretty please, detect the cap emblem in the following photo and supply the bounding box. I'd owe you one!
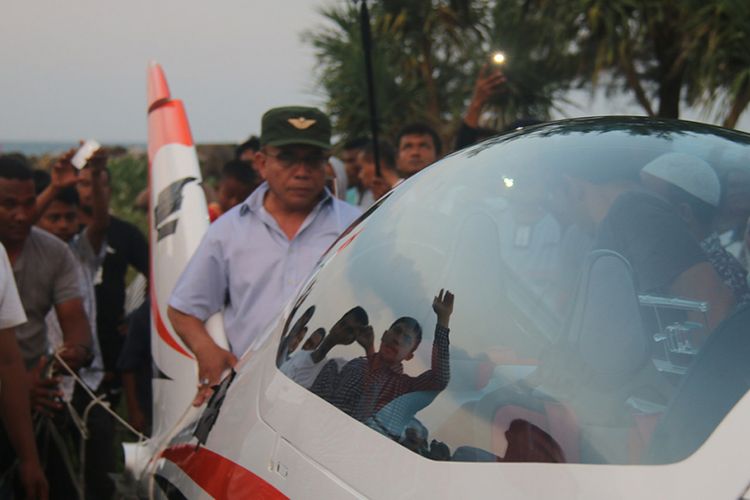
[288,117,317,130]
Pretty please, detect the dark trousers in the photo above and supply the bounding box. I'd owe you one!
[71,385,116,500]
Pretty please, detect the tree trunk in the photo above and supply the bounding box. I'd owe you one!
[652,5,683,119]
[657,71,683,119]
[619,43,655,116]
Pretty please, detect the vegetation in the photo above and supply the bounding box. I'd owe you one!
[108,153,148,236]
[305,0,750,141]
[530,0,750,127]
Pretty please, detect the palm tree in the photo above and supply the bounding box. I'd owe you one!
[530,0,750,125]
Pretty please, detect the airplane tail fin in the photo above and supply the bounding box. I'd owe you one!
[146,62,228,438]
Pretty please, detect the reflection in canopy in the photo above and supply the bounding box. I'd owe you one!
[276,118,750,465]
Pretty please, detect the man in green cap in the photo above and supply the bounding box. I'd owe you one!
[168,106,361,405]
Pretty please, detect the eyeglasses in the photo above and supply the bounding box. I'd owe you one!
[265,151,328,170]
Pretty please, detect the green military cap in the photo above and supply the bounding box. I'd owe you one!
[260,106,332,150]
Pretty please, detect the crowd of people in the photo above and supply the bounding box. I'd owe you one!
[0,64,504,498]
[3,61,750,496]
[0,144,150,499]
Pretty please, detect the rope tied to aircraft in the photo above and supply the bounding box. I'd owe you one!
[52,348,148,443]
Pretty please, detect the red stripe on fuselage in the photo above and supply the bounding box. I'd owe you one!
[162,444,287,499]
[151,285,194,359]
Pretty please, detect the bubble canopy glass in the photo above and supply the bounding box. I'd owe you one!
[276,117,750,465]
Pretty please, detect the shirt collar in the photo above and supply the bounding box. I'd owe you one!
[239,182,334,216]
[369,353,404,374]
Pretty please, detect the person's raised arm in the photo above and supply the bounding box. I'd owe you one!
[433,289,454,331]
[167,306,237,406]
[34,149,78,221]
[82,149,110,254]
[0,329,48,500]
[412,289,455,392]
[464,66,506,129]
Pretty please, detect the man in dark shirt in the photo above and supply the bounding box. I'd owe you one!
[639,152,750,306]
[76,166,148,391]
[553,160,733,333]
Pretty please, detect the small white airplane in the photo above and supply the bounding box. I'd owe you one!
[123,63,750,499]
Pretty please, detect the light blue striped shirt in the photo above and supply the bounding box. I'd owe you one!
[169,183,361,356]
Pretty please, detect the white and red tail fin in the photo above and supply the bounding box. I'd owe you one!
[146,62,228,437]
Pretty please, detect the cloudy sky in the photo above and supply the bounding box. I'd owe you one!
[1,0,748,144]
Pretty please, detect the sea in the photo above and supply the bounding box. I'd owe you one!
[0,141,145,157]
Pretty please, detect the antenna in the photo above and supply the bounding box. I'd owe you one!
[356,0,382,177]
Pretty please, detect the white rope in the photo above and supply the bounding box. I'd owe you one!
[50,348,151,499]
[64,400,88,440]
[146,400,199,500]
[52,349,148,443]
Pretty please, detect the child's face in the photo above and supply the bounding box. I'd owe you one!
[379,323,418,364]
[37,200,79,243]
[286,329,306,354]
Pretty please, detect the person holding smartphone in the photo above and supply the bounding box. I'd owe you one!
[454,62,508,151]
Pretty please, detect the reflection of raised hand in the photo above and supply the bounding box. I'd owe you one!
[327,322,357,346]
[355,325,375,356]
[312,319,358,363]
[432,289,455,328]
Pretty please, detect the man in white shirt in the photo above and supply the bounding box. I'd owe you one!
[0,243,48,500]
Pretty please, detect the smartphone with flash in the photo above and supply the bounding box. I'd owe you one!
[71,139,101,169]
[490,51,507,66]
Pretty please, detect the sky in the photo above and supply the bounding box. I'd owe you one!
[1,0,749,144]
[1,0,331,143]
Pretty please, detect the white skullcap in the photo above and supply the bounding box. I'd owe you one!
[641,152,720,207]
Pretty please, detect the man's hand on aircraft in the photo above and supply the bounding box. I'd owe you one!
[194,343,237,406]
